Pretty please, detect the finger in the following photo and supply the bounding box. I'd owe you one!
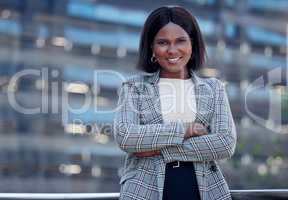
[198,128,208,135]
[196,130,207,136]
[134,151,160,157]
[195,123,207,130]
[193,124,206,133]
[193,123,205,129]
[193,126,208,136]
[135,152,150,156]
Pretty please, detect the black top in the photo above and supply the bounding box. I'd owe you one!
[163,161,201,200]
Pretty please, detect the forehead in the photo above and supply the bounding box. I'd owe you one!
[154,22,189,39]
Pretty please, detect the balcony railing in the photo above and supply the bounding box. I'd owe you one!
[0,190,288,200]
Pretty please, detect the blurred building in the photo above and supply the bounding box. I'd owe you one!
[0,0,287,192]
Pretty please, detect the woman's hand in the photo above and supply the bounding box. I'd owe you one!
[184,122,208,139]
[133,150,161,158]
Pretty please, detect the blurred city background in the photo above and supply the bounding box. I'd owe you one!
[0,0,287,193]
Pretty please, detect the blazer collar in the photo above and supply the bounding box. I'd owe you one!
[146,69,205,86]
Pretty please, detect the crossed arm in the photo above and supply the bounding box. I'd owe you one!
[113,80,237,162]
[133,122,208,158]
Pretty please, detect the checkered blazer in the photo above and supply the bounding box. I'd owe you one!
[114,69,237,200]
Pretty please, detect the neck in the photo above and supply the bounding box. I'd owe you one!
[159,68,190,79]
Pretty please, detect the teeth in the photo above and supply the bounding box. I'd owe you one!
[167,57,180,63]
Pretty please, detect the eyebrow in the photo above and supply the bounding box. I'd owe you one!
[155,36,190,40]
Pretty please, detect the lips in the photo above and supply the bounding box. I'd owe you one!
[167,57,182,64]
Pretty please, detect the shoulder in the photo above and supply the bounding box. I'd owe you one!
[200,77,225,91]
[121,72,154,87]
[122,75,144,84]
[120,73,151,94]
[122,74,145,85]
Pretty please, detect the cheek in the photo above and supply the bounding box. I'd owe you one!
[182,44,192,54]
[180,47,192,63]
[153,47,167,57]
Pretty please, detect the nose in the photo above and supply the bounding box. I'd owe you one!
[167,44,178,55]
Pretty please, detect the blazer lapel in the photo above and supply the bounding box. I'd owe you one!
[191,70,214,126]
[141,70,164,124]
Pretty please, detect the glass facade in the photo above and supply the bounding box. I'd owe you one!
[0,0,287,192]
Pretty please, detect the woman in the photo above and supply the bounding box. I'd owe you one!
[114,5,236,200]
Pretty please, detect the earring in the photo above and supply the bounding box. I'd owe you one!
[151,53,157,63]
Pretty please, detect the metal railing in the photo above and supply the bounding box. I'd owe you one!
[1,190,288,200]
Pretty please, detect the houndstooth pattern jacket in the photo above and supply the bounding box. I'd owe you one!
[114,69,237,200]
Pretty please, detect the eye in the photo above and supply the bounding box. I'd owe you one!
[177,38,188,43]
[156,40,168,45]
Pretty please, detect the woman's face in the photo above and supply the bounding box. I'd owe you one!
[152,22,192,77]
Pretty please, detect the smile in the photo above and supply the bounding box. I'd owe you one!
[167,57,181,64]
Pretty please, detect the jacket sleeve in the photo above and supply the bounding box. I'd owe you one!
[161,79,237,162]
[113,81,185,153]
